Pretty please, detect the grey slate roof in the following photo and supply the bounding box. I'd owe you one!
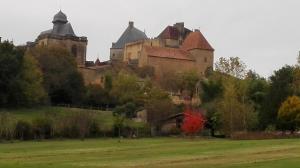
[39,11,76,37]
[112,22,148,49]
[53,10,68,24]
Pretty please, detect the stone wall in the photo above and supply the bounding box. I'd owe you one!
[37,37,87,67]
[123,39,162,63]
[189,49,214,75]
[110,48,123,62]
[78,67,108,87]
[147,56,197,80]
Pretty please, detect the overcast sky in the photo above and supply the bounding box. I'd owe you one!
[1,0,300,77]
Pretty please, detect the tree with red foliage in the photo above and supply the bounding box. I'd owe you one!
[181,109,206,136]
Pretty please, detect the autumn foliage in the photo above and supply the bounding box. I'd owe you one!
[181,109,206,135]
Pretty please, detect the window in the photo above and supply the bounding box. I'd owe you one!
[71,45,77,57]
[204,57,207,63]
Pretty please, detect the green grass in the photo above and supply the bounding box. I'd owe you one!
[0,138,299,168]
[0,106,114,126]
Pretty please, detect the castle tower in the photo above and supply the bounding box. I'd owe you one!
[181,29,214,75]
[36,10,88,67]
[110,21,148,62]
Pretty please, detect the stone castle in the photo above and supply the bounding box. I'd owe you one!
[30,11,214,86]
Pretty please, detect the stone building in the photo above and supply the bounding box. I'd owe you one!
[31,11,109,86]
[110,21,148,62]
[35,11,88,67]
[120,22,214,79]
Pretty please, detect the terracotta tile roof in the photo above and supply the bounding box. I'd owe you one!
[158,26,179,40]
[181,30,214,51]
[144,46,195,61]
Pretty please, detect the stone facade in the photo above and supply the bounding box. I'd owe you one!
[123,39,162,64]
[78,66,109,87]
[120,26,214,79]
[37,35,87,67]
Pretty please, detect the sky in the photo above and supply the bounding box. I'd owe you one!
[1,0,300,77]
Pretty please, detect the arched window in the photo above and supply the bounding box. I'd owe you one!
[71,45,77,57]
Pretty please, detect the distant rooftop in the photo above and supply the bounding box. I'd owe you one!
[181,29,214,51]
[111,21,148,49]
[38,10,78,38]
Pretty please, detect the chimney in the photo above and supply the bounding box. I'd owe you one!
[174,22,184,32]
[129,21,134,28]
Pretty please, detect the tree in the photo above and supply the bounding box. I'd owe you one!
[110,72,143,105]
[20,54,47,105]
[217,77,257,136]
[180,70,200,98]
[200,76,223,103]
[113,102,137,118]
[200,72,223,136]
[278,96,300,132]
[113,113,126,138]
[181,108,206,136]
[261,65,294,129]
[0,41,46,107]
[145,87,174,136]
[160,70,200,99]
[84,84,109,107]
[215,57,247,79]
[28,46,85,105]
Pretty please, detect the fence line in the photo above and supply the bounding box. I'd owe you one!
[53,104,113,111]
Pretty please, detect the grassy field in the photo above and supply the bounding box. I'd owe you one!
[0,138,299,168]
[0,106,114,126]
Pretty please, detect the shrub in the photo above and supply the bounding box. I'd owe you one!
[278,96,300,132]
[0,112,16,140]
[113,102,137,118]
[15,120,33,140]
[54,111,94,139]
[181,108,206,136]
[32,117,53,139]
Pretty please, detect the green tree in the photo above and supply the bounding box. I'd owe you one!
[145,87,174,136]
[20,54,47,105]
[200,71,224,136]
[0,41,46,106]
[213,57,257,136]
[113,102,137,118]
[278,96,300,132]
[110,72,143,105]
[179,70,200,98]
[261,65,294,129]
[217,78,257,136]
[28,46,85,105]
[84,84,109,107]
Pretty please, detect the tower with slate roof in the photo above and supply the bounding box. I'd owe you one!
[110,21,148,62]
[36,10,88,67]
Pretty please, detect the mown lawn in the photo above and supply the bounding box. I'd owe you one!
[0,138,299,168]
